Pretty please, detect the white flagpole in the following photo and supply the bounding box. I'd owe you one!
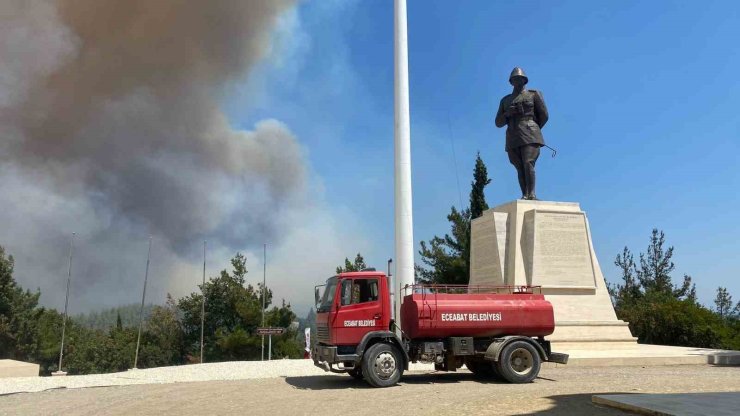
[394,0,415,334]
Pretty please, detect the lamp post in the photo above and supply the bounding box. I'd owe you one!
[200,241,206,363]
[53,233,75,376]
[261,244,267,360]
[133,237,153,369]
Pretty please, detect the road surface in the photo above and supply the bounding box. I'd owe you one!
[1,365,738,415]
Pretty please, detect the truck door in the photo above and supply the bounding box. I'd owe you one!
[333,277,386,346]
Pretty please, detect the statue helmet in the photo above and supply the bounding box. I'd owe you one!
[509,67,528,85]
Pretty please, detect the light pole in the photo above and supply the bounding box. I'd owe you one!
[133,237,152,369]
[54,232,75,376]
[261,243,266,361]
[200,240,206,364]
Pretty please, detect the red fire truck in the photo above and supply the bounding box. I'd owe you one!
[313,270,568,387]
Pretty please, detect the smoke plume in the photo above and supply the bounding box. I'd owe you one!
[0,0,338,311]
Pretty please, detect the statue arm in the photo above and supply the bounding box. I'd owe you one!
[494,99,507,128]
[534,90,549,128]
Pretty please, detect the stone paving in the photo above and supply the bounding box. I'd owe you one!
[593,392,740,416]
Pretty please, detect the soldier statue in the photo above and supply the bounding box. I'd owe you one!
[495,67,549,200]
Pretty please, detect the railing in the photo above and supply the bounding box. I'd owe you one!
[401,284,542,296]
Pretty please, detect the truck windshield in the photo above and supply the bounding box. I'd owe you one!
[316,277,338,313]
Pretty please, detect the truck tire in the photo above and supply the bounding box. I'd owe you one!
[348,367,363,380]
[495,340,541,383]
[361,343,403,388]
[466,358,499,379]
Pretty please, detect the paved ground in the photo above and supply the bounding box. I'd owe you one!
[593,392,740,416]
[1,365,738,415]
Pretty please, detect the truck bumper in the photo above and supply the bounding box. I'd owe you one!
[312,344,359,373]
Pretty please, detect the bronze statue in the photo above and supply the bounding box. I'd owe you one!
[495,67,549,200]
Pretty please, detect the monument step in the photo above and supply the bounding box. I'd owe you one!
[550,322,637,343]
[544,343,740,368]
[555,320,631,327]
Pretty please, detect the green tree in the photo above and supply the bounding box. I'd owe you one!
[137,295,184,367]
[610,229,696,304]
[609,246,640,307]
[35,308,64,375]
[469,152,491,220]
[636,229,696,299]
[336,253,367,274]
[64,324,133,375]
[714,287,734,319]
[618,291,724,348]
[607,230,740,350]
[416,153,491,284]
[0,246,42,361]
[416,207,470,284]
[178,252,300,362]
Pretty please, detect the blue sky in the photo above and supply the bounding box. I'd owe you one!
[226,0,740,309]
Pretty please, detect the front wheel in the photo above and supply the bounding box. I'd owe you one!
[495,340,541,383]
[361,343,404,388]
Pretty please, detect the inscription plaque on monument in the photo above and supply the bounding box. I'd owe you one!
[526,211,596,288]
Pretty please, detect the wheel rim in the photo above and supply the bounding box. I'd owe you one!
[509,348,534,375]
[374,351,397,380]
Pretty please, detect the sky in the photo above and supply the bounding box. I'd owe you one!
[233,0,740,311]
[2,0,738,316]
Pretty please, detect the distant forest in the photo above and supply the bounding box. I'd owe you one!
[73,304,156,331]
[1,248,304,376]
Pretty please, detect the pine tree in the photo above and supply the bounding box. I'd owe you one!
[336,253,368,274]
[0,246,42,360]
[609,246,640,307]
[635,229,696,299]
[417,154,491,284]
[714,287,734,319]
[470,152,491,220]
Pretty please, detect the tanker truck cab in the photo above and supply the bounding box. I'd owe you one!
[314,271,407,387]
[312,270,568,388]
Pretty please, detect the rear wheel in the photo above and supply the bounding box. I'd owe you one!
[495,341,541,383]
[361,343,403,388]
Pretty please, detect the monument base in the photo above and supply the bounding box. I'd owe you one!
[470,200,637,345]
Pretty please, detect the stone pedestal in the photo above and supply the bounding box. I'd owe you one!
[470,200,636,344]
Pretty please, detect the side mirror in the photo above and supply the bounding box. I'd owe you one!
[314,287,320,307]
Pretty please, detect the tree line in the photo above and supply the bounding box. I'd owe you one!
[0,247,303,375]
[3,152,740,375]
[609,229,740,349]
